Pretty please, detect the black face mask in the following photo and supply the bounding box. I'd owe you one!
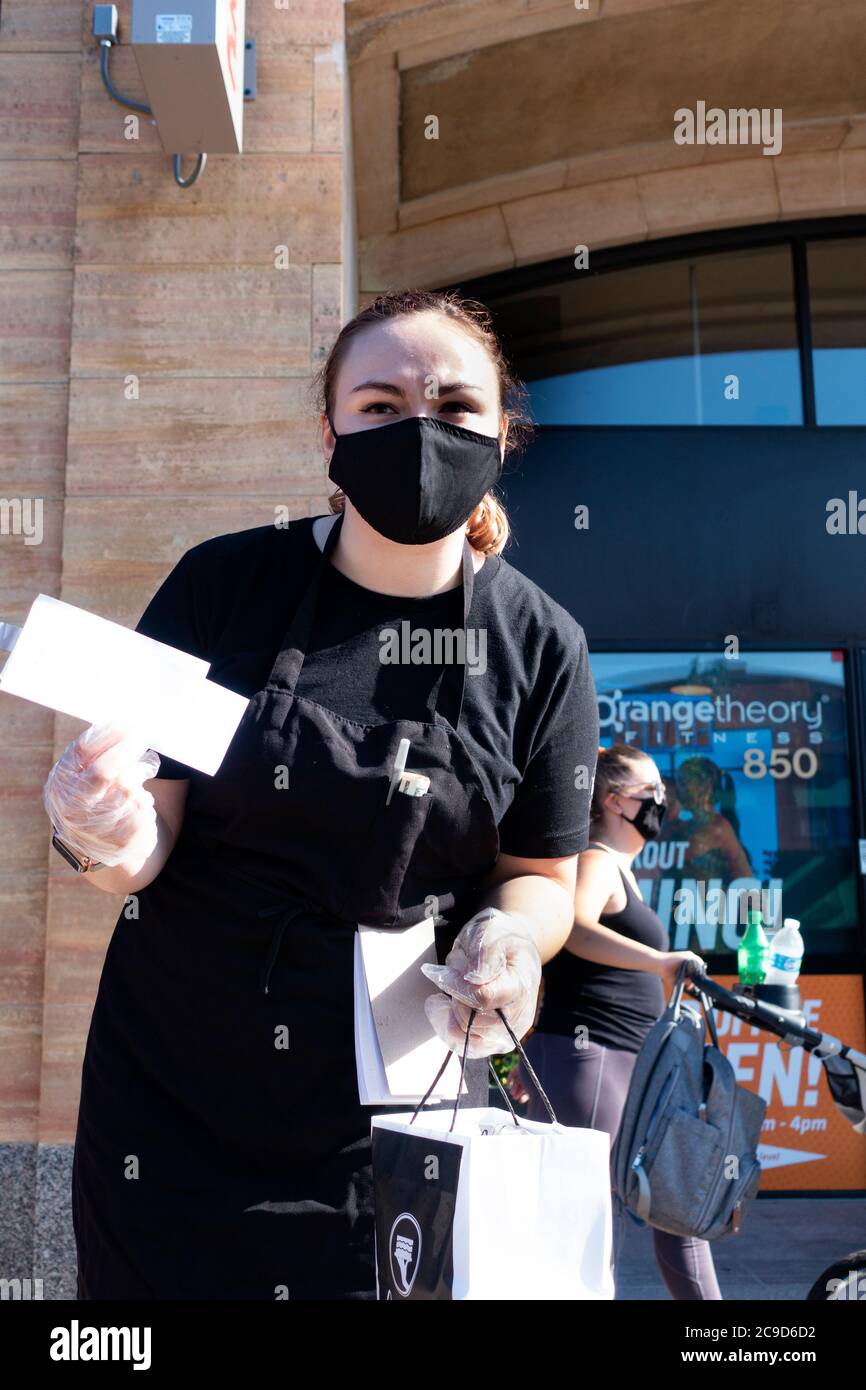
[621,797,667,842]
[327,414,503,545]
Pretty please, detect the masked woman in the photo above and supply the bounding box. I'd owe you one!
[512,743,722,1300]
[44,289,600,1300]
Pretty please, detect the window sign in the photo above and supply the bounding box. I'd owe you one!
[591,651,858,959]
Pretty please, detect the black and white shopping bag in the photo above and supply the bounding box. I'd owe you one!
[372,1009,614,1301]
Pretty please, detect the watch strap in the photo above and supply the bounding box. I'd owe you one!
[51,829,105,873]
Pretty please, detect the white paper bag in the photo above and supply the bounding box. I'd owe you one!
[371,1105,614,1300]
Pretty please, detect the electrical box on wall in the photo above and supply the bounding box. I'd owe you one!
[130,0,245,154]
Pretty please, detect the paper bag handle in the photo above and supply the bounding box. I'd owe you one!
[410,1007,559,1132]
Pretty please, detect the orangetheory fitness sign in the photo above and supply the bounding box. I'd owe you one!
[591,650,859,959]
[716,974,866,1191]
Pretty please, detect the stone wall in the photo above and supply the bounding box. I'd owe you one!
[0,0,346,1298]
[346,0,866,295]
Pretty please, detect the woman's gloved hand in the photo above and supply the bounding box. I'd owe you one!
[421,906,542,1059]
[42,720,162,868]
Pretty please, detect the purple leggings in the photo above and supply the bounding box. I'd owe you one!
[521,1030,722,1301]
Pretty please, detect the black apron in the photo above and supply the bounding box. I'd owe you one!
[72,512,500,1300]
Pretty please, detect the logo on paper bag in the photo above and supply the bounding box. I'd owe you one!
[373,1128,460,1299]
[389,1213,422,1296]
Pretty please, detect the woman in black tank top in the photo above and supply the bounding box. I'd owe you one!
[537,843,670,1051]
[513,744,722,1300]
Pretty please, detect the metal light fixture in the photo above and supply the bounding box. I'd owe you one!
[92,2,255,188]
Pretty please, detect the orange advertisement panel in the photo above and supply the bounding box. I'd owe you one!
[716,973,866,1190]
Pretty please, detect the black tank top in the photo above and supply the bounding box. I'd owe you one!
[535,843,670,1053]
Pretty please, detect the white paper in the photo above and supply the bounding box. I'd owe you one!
[0,594,249,776]
[354,920,468,1105]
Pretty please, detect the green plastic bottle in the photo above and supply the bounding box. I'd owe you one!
[738,908,769,986]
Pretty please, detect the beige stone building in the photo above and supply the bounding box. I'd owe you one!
[2,0,865,1296]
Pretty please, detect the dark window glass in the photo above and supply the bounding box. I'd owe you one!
[489,246,803,426]
[808,237,866,425]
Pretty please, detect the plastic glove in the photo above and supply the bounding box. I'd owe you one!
[42,720,162,867]
[421,906,542,1059]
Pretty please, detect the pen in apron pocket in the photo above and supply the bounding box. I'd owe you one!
[386,737,431,804]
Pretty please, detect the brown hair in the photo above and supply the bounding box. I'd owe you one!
[590,744,655,830]
[311,289,534,556]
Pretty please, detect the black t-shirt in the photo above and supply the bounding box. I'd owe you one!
[536,853,670,1052]
[133,516,599,859]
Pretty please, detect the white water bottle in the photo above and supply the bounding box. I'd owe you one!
[763,918,804,984]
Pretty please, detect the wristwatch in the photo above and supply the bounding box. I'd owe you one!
[51,827,106,874]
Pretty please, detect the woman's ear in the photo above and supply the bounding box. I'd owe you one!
[603,790,622,818]
[321,412,336,460]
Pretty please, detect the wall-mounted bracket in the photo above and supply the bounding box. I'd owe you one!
[244,38,256,101]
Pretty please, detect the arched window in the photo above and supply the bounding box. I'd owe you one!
[457,219,866,428]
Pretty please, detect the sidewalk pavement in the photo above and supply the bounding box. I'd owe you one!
[615,1196,866,1300]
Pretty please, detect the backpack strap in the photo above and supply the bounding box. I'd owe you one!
[669,960,692,1015]
[669,961,719,1044]
[695,984,721,1048]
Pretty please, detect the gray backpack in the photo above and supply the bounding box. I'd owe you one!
[611,965,767,1240]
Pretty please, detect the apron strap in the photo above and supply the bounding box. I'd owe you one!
[272,510,478,735]
[427,536,476,734]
